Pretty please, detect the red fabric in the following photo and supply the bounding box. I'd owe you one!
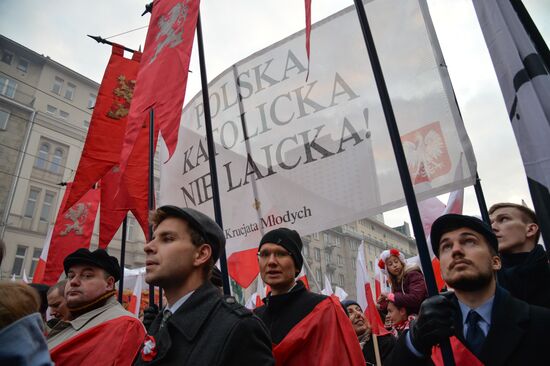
[227,248,259,288]
[43,184,100,285]
[304,0,312,79]
[120,0,199,173]
[365,283,390,336]
[64,45,142,211]
[272,296,365,366]
[432,336,484,366]
[298,274,310,290]
[32,259,46,284]
[50,316,146,366]
[375,278,381,300]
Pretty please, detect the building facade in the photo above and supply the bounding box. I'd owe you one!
[0,36,151,280]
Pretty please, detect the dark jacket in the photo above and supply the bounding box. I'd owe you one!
[387,286,550,366]
[254,280,326,344]
[362,333,395,366]
[381,268,427,315]
[498,244,550,308]
[134,282,274,366]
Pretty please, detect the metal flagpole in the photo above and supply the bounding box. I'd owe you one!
[351,1,455,365]
[196,13,232,296]
[118,214,128,303]
[148,108,156,306]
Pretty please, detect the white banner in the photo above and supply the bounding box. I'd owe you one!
[160,0,476,261]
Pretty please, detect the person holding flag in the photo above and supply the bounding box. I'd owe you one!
[377,248,427,315]
[342,299,396,366]
[388,214,550,365]
[255,228,365,365]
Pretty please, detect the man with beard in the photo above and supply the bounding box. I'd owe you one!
[388,214,550,365]
[342,299,395,365]
[254,228,364,365]
[490,202,550,308]
[47,249,145,365]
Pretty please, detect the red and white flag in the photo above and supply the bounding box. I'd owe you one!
[297,267,310,290]
[32,226,53,284]
[334,286,348,302]
[43,184,100,285]
[356,242,389,336]
[321,275,333,296]
[128,271,144,316]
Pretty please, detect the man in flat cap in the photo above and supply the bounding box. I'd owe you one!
[47,248,145,365]
[135,206,274,365]
[388,214,550,366]
[254,227,364,365]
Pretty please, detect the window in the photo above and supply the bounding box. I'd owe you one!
[0,76,17,98]
[126,217,135,241]
[314,247,321,261]
[323,232,329,243]
[88,93,96,109]
[83,120,90,128]
[303,243,310,257]
[369,261,374,272]
[351,260,356,270]
[12,245,28,276]
[327,252,333,263]
[315,268,322,283]
[64,83,76,100]
[59,110,69,120]
[52,77,64,95]
[40,191,55,222]
[17,58,29,72]
[0,109,9,130]
[46,105,57,115]
[337,255,343,265]
[338,274,345,287]
[29,248,42,277]
[50,148,64,174]
[335,236,341,246]
[25,188,40,218]
[312,232,319,240]
[1,51,13,65]
[35,143,50,169]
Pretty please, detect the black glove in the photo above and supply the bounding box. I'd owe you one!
[142,304,159,331]
[409,294,455,355]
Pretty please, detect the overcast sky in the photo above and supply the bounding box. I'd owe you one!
[1,0,549,230]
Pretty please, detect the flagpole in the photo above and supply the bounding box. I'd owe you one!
[148,108,156,307]
[351,1,455,365]
[509,0,550,250]
[118,214,128,303]
[474,173,491,224]
[196,13,231,296]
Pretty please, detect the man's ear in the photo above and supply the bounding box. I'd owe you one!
[106,276,116,291]
[194,244,212,267]
[491,255,502,271]
[525,223,539,240]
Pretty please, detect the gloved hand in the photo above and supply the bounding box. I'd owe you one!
[409,294,455,355]
[142,304,159,331]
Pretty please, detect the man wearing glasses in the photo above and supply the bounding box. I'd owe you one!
[254,228,365,365]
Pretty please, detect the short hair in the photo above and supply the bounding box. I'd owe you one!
[0,282,40,330]
[29,283,50,316]
[47,279,68,297]
[489,202,540,243]
[150,209,213,278]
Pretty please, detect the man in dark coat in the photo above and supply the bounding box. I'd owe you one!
[388,214,550,366]
[134,206,274,366]
[254,228,365,365]
[490,202,550,308]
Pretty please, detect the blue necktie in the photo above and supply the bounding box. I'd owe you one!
[466,310,485,357]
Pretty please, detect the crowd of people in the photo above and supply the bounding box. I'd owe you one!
[0,201,549,365]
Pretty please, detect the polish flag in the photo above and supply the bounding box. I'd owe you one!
[245,276,267,309]
[128,272,144,316]
[321,275,333,296]
[356,242,389,336]
[297,268,310,290]
[334,286,348,302]
[22,269,29,284]
[32,226,53,284]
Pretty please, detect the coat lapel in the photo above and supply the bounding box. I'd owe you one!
[480,287,529,366]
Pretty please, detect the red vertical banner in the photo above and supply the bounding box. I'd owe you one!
[64,45,142,211]
[43,184,100,285]
[120,0,200,172]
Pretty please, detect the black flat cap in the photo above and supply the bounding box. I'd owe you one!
[64,248,121,282]
[158,205,226,262]
[430,214,498,258]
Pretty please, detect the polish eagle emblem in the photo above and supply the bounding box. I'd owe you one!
[60,203,91,236]
[401,122,451,184]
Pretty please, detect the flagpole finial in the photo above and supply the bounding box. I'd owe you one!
[87,34,105,44]
[142,2,153,16]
